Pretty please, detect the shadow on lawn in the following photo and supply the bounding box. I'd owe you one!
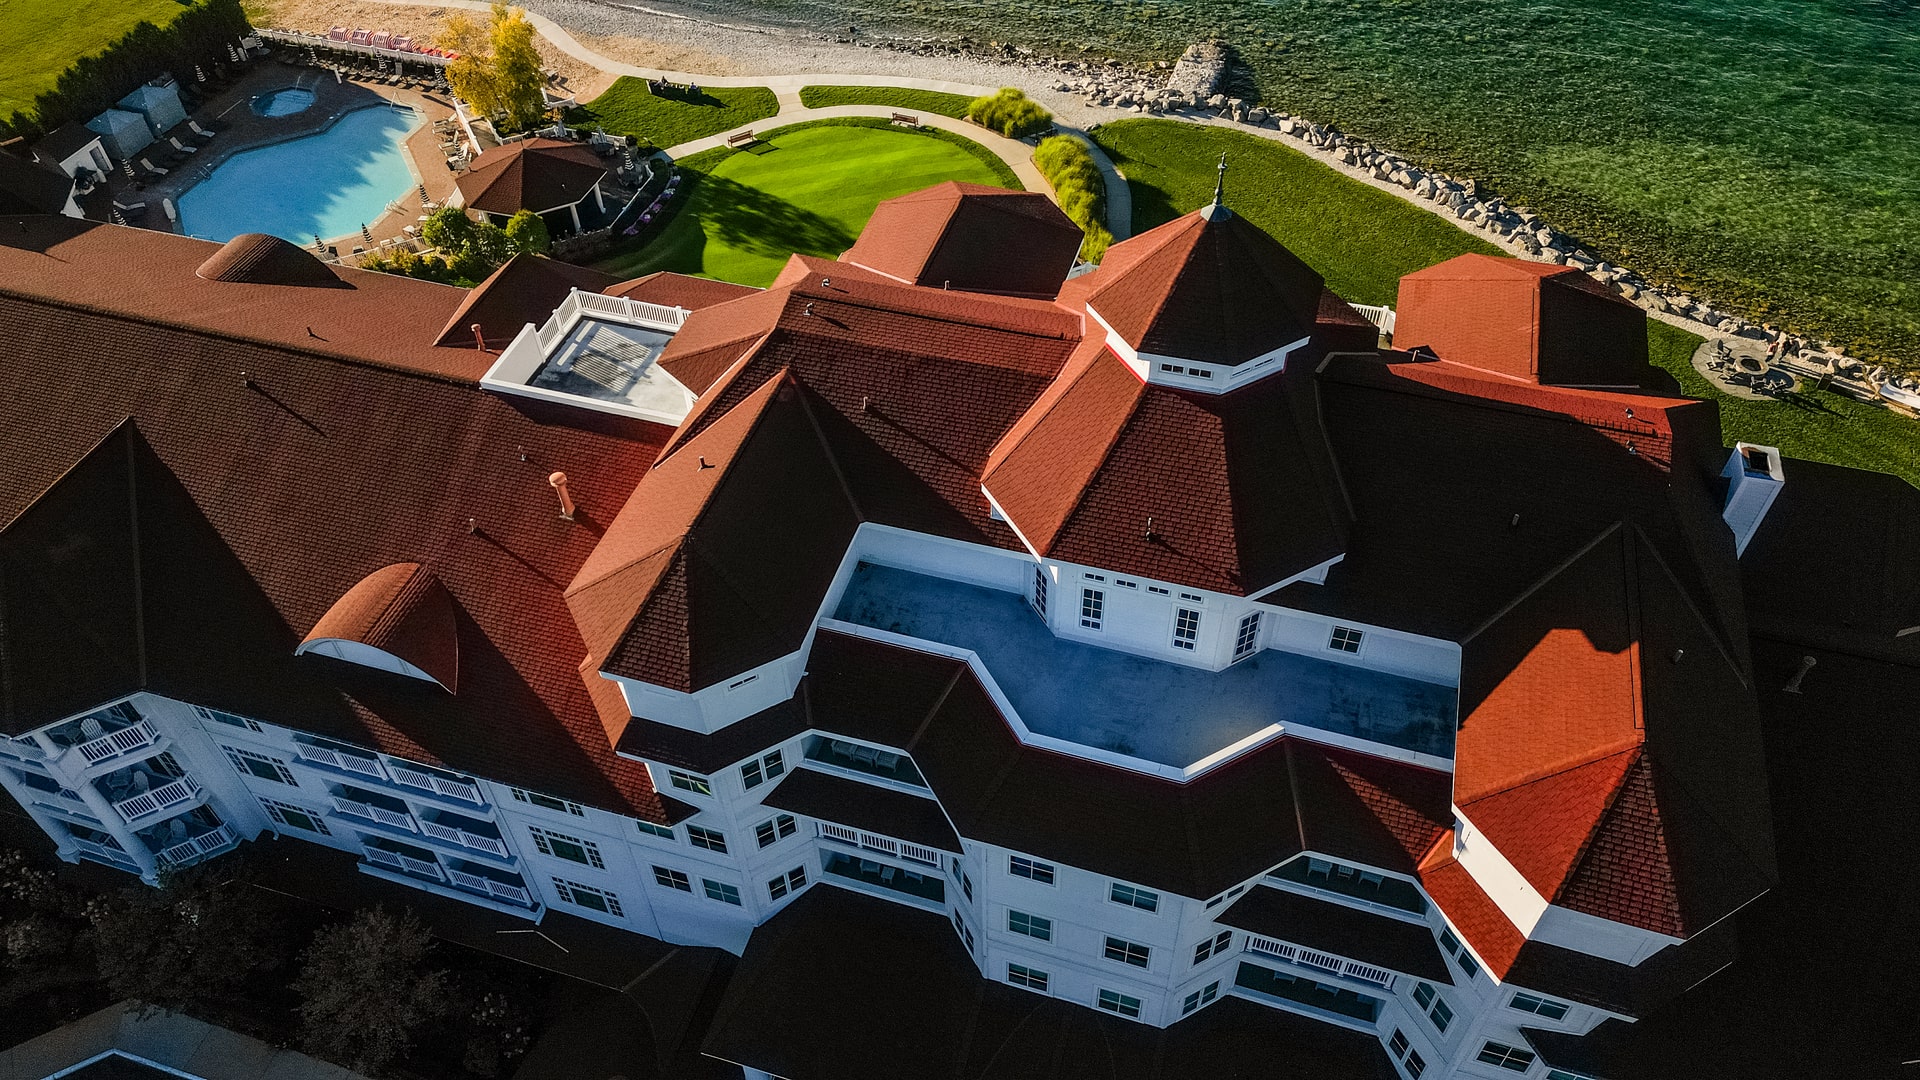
[692,173,857,262]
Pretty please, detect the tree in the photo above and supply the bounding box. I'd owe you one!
[421,204,480,254]
[439,4,547,129]
[85,864,285,1016]
[504,210,551,255]
[291,907,453,1074]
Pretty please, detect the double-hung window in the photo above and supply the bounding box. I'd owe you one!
[1233,611,1262,661]
[1412,981,1453,1034]
[1181,981,1220,1014]
[1031,566,1048,618]
[653,866,692,892]
[261,798,328,835]
[1080,588,1105,630]
[703,879,742,905]
[553,878,623,917]
[224,746,295,785]
[1193,930,1232,964]
[767,865,807,901]
[1007,963,1049,992]
[1009,856,1055,884]
[755,814,797,848]
[1388,1030,1427,1079]
[1439,929,1480,980]
[1476,1042,1535,1072]
[1329,626,1365,653]
[635,819,675,841]
[511,788,584,815]
[1110,882,1159,912]
[529,827,604,869]
[1510,991,1571,1020]
[1008,910,1052,941]
[688,825,728,854]
[667,769,712,796]
[1172,608,1201,650]
[1096,989,1141,1018]
[1103,936,1150,968]
[740,751,785,790]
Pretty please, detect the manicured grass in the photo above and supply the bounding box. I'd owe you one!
[566,79,777,150]
[591,120,1018,287]
[0,0,193,121]
[1646,321,1920,488]
[1092,119,1500,306]
[1099,118,1920,487]
[797,86,975,119]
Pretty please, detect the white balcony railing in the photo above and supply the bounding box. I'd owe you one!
[71,837,135,865]
[331,795,417,833]
[447,867,536,907]
[362,845,444,882]
[387,764,483,805]
[1244,935,1396,989]
[74,719,159,766]
[293,742,387,780]
[155,824,237,869]
[817,822,944,867]
[421,820,509,858]
[112,775,201,823]
[1352,303,1397,337]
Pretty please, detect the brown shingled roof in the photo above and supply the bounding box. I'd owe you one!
[604,270,759,311]
[841,181,1084,298]
[1080,206,1325,366]
[196,232,341,286]
[456,138,609,215]
[300,562,461,692]
[435,253,618,348]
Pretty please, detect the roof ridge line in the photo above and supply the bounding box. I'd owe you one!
[789,281,1079,342]
[654,332,778,466]
[1045,357,1150,554]
[1462,521,1625,644]
[122,423,149,690]
[1549,745,1646,898]
[1460,743,1642,810]
[788,379,867,525]
[1628,522,1750,686]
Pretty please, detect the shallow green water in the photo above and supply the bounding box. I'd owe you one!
[666,0,1920,361]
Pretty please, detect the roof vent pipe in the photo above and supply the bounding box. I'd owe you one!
[549,472,576,521]
[471,323,486,351]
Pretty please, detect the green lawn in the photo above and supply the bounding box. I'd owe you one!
[592,120,1018,287]
[0,0,193,121]
[1097,118,1919,487]
[566,80,777,150]
[1646,322,1920,488]
[797,86,977,119]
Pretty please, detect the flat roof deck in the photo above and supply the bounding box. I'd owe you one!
[831,563,1455,767]
[531,316,678,412]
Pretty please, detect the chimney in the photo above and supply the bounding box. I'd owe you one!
[1720,442,1783,557]
[549,472,576,521]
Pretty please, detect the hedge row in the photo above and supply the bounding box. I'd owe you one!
[965,87,1052,140]
[2,0,251,139]
[1033,135,1111,262]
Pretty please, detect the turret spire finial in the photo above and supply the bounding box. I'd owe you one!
[1201,154,1232,221]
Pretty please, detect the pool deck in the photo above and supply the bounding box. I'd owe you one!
[104,60,463,250]
[830,564,1456,768]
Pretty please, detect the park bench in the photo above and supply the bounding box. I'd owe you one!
[725,130,757,149]
[890,112,919,127]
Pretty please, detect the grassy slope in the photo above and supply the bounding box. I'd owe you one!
[797,86,976,119]
[0,0,192,119]
[1646,322,1920,487]
[1099,119,1919,486]
[1092,119,1500,306]
[592,121,1016,286]
[567,79,777,149]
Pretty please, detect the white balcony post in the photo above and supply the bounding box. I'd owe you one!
[72,779,158,878]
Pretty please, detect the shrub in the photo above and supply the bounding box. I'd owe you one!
[291,907,452,1074]
[966,88,1053,140]
[505,209,550,254]
[1033,135,1112,262]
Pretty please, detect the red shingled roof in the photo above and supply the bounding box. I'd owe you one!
[456,138,609,215]
[436,253,619,348]
[1418,840,1526,976]
[1394,254,1654,387]
[0,220,677,819]
[983,346,1348,595]
[603,270,759,311]
[841,181,1084,299]
[300,562,461,693]
[1080,206,1325,366]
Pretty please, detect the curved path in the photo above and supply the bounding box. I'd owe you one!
[360,0,1130,236]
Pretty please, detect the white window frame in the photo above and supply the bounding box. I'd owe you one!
[667,769,713,796]
[653,865,692,892]
[1172,607,1201,651]
[1009,855,1056,885]
[529,826,605,869]
[1233,611,1262,661]
[1329,626,1365,653]
[553,877,623,917]
[688,824,729,854]
[740,750,786,790]
[1080,587,1105,630]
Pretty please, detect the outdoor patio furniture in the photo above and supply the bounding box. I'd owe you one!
[80,716,105,740]
[874,751,901,771]
[880,866,897,885]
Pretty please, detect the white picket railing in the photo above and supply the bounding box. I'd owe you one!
[448,868,535,907]
[1352,303,1397,337]
[72,837,134,864]
[293,742,387,780]
[363,845,443,881]
[1245,935,1396,989]
[387,764,484,805]
[155,824,237,868]
[332,795,417,833]
[816,822,943,867]
[75,719,159,765]
[112,775,201,823]
[422,819,509,858]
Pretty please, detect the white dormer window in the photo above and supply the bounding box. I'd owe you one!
[1329,626,1364,653]
[1080,588,1105,630]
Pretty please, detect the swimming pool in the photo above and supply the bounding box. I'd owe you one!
[252,86,315,116]
[178,106,424,245]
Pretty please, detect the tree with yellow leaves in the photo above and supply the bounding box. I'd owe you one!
[438,4,546,129]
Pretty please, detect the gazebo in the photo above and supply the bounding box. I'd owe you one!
[453,138,610,235]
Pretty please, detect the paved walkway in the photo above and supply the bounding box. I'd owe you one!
[357,0,1131,238]
[0,1002,371,1080]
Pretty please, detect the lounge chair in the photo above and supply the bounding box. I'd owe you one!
[137,157,168,176]
[371,30,392,50]
[169,136,197,154]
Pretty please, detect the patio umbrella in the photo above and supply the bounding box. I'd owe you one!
[122,158,137,180]
[418,182,430,206]
[314,234,326,253]
[195,65,206,83]
[229,43,242,63]
[361,223,374,244]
